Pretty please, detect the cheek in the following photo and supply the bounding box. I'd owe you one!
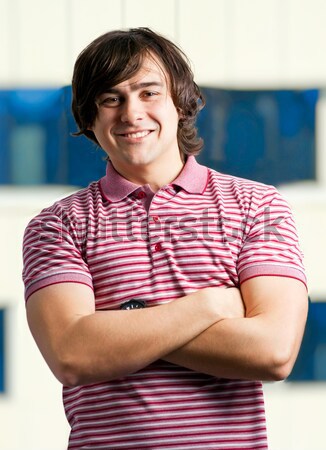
[159,103,180,126]
[93,118,113,138]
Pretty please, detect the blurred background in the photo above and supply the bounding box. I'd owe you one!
[0,0,326,449]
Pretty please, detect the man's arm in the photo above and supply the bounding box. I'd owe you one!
[163,276,308,381]
[26,283,243,387]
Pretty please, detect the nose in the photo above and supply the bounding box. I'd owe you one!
[120,97,145,124]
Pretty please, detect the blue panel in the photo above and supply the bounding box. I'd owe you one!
[0,91,11,184]
[8,89,62,122]
[0,89,66,184]
[10,124,46,184]
[196,89,317,186]
[288,301,326,381]
[8,88,67,185]
[62,86,107,187]
[0,309,5,392]
[0,87,318,187]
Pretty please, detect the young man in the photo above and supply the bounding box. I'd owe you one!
[23,28,308,449]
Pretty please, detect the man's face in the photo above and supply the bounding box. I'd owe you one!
[90,56,181,180]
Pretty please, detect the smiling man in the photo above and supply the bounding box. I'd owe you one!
[23,28,308,449]
[91,57,183,189]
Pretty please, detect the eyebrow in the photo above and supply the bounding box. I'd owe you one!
[105,81,164,94]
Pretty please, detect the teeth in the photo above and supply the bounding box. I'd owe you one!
[125,130,150,139]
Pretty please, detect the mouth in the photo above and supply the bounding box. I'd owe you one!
[117,130,153,139]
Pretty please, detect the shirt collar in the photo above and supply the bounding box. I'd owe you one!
[100,163,140,202]
[99,155,208,202]
[172,155,208,194]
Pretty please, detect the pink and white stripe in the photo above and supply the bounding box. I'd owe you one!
[23,156,306,448]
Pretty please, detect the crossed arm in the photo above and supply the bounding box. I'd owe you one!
[26,276,308,387]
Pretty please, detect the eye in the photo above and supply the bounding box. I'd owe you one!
[98,96,122,107]
[142,91,159,99]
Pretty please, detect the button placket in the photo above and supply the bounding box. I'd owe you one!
[154,243,162,252]
[148,215,162,252]
[147,206,163,254]
[148,194,170,255]
[136,191,146,199]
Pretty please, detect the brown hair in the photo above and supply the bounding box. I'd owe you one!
[72,27,205,156]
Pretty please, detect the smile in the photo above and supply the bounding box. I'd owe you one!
[120,130,152,139]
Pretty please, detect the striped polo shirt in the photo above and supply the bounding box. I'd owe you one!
[23,156,306,449]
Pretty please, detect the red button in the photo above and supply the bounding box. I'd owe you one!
[154,243,162,251]
[137,191,146,199]
[152,216,159,222]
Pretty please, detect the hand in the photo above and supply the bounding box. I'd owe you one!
[225,287,245,319]
[198,286,245,321]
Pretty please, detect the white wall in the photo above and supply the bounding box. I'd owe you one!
[263,381,326,450]
[0,188,75,450]
[0,1,326,449]
[1,0,326,88]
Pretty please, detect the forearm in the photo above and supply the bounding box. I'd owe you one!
[56,289,225,386]
[164,316,286,381]
[164,277,308,381]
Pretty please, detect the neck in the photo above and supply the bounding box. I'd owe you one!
[111,154,185,192]
[136,163,185,192]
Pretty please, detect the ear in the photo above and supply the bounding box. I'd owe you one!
[177,107,185,120]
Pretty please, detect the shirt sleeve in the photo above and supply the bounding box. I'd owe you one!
[237,186,307,288]
[22,206,93,302]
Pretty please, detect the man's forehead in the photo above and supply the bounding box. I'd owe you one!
[113,56,168,90]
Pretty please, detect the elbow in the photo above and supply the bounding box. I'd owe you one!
[59,372,82,388]
[52,347,92,387]
[54,359,84,387]
[264,349,296,381]
[52,350,121,387]
[268,361,292,382]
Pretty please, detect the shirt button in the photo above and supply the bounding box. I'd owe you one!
[137,191,146,199]
[152,216,159,222]
[154,243,162,252]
